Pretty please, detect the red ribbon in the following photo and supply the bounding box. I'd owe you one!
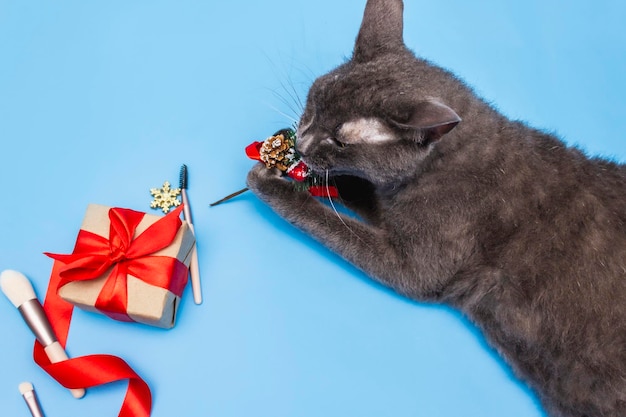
[46,205,188,321]
[34,260,152,417]
[33,205,190,416]
[245,141,263,160]
[308,185,338,198]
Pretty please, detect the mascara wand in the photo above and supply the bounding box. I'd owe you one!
[209,187,249,206]
[180,164,203,305]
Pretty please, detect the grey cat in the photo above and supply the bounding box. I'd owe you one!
[246,0,626,415]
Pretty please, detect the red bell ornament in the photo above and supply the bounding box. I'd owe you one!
[287,160,309,182]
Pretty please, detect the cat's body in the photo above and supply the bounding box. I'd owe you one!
[246,1,626,415]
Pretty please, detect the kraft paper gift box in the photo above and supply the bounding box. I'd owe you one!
[48,204,195,329]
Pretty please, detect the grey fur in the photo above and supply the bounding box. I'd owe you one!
[246,1,626,415]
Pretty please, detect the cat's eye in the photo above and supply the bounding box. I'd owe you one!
[329,137,346,148]
[329,125,346,148]
[330,126,346,148]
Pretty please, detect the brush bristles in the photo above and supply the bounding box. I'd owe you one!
[0,270,37,307]
[179,164,188,190]
[19,381,34,395]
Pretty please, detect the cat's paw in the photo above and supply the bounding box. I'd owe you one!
[246,163,304,201]
[246,162,282,190]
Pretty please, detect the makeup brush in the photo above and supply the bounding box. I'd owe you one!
[19,382,45,417]
[1,270,85,399]
[179,164,202,305]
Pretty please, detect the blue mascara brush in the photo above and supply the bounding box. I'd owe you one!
[180,164,202,305]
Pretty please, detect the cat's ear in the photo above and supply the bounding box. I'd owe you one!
[353,0,405,62]
[392,100,461,142]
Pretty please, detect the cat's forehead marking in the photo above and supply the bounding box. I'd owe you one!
[339,118,396,144]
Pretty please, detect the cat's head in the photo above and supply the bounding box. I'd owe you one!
[296,0,463,187]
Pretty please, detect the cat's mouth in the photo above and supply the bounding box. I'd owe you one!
[301,157,333,176]
[299,153,335,175]
[302,158,359,180]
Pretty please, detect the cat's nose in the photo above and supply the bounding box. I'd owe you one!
[296,144,307,157]
[296,134,313,157]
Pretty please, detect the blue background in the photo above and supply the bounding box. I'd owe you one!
[1,1,624,416]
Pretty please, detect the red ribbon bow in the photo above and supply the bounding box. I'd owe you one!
[46,205,188,322]
[35,205,191,417]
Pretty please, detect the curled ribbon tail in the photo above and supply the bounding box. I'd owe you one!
[34,260,152,417]
[121,377,153,417]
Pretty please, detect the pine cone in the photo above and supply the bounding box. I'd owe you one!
[259,133,298,172]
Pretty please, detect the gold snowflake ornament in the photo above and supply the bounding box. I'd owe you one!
[150,181,181,213]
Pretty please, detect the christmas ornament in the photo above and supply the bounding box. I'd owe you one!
[210,128,338,206]
[258,130,298,172]
[150,181,181,213]
[245,129,314,187]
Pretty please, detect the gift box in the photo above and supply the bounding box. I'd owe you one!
[46,204,195,329]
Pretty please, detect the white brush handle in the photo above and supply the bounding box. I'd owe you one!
[181,192,202,304]
[44,342,86,399]
[187,223,202,305]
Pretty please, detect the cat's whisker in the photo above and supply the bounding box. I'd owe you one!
[277,78,305,115]
[284,79,306,114]
[325,170,366,245]
[258,49,316,124]
[291,62,317,89]
[263,101,299,125]
[269,89,302,122]
[260,52,306,121]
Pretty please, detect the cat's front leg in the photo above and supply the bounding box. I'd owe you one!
[246,163,312,208]
[246,163,406,292]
